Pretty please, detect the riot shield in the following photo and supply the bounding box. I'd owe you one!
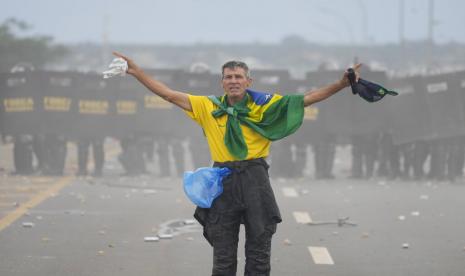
[305,70,351,139]
[348,70,390,135]
[39,71,75,137]
[422,72,465,139]
[0,74,6,135]
[178,71,218,167]
[0,71,43,136]
[387,75,432,145]
[459,71,465,118]
[109,76,140,139]
[306,69,393,140]
[70,73,113,139]
[138,69,185,137]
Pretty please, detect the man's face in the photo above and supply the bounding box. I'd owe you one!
[222,67,252,100]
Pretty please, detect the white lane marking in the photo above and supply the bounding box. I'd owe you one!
[308,246,335,265]
[282,187,298,197]
[293,211,312,224]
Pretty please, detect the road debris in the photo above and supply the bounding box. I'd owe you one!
[158,234,174,239]
[143,189,157,195]
[410,211,420,216]
[184,219,196,225]
[307,217,357,227]
[283,239,292,246]
[144,236,160,242]
[22,222,35,228]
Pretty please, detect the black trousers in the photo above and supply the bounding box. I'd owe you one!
[208,216,276,276]
[195,158,280,276]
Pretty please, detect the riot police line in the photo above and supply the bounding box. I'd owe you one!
[1,68,465,181]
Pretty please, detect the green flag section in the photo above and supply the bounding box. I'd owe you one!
[208,91,304,160]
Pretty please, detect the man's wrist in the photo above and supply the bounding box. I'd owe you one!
[336,79,348,89]
[132,67,144,77]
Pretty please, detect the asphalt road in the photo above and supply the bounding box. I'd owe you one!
[1,145,465,275]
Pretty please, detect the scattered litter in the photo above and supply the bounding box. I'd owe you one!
[22,222,35,228]
[36,216,43,220]
[144,236,160,242]
[293,211,312,224]
[13,202,20,207]
[282,187,298,198]
[108,244,114,248]
[283,239,292,246]
[186,237,194,241]
[157,218,203,238]
[361,232,370,238]
[377,181,386,186]
[301,189,309,195]
[143,189,157,195]
[158,234,173,239]
[41,237,50,242]
[184,219,196,225]
[99,230,106,235]
[332,231,339,236]
[410,211,420,216]
[420,195,429,200]
[402,243,409,249]
[97,250,105,256]
[398,215,406,221]
[307,217,357,227]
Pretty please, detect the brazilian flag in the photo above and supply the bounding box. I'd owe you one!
[209,89,304,160]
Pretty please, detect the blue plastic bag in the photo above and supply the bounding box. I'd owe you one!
[183,167,232,208]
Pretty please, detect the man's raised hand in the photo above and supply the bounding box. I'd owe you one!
[341,63,362,87]
[113,52,140,75]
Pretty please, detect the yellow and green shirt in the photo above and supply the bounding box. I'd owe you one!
[185,90,304,162]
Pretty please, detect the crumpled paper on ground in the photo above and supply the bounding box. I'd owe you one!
[103,57,128,79]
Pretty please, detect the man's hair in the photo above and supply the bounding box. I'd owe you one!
[221,60,250,79]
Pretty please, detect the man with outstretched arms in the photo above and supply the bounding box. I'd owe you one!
[114,52,360,276]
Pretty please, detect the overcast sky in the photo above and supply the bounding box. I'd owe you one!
[2,0,465,45]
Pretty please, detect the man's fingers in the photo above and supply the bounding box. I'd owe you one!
[353,63,362,71]
[113,51,128,61]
